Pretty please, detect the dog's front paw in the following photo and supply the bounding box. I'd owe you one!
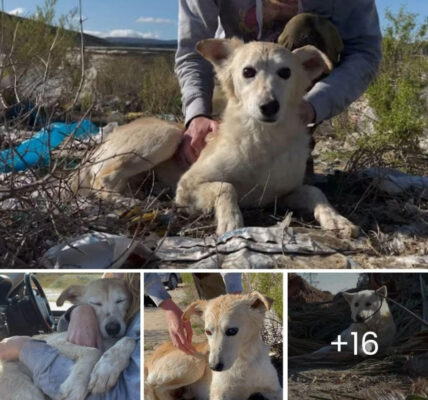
[58,380,87,400]
[88,337,136,394]
[216,207,243,236]
[316,205,359,238]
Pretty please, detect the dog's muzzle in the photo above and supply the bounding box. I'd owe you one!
[259,99,279,121]
[105,321,122,337]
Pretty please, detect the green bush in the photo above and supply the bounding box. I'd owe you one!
[246,273,283,321]
[363,7,428,169]
[139,56,182,116]
[95,54,181,117]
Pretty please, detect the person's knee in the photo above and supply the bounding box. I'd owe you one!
[278,13,343,65]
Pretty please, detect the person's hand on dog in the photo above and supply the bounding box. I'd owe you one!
[160,298,195,355]
[0,336,31,360]
[67,304,104,350]
[299,100,316,126]
[177,116,219,168]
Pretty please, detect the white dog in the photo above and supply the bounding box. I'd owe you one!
[73,39,358,239]
[145,292,282,400]
[341,286,396,356]
[0,278,136,400]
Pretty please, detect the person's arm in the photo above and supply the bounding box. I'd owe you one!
[175,0,220,125]
[145,274,194,354]
[57,304,104,350]
[305,0,382,123]
[18,314,141,400]
[144,274,171,306]
[221,273,243,294]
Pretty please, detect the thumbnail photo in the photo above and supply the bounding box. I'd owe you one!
[288,273,428,399]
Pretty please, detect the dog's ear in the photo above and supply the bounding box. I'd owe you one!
[196,38,243,67]
[375,285,387,298]
[182,300,207,322]
[292,45,333,81]
[56,285,85,306]
[249,291,273,313]
[197,38,242,102]
[342,291,354,305]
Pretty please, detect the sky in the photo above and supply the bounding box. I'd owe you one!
[2,1,427,40]
[298,273,360,295]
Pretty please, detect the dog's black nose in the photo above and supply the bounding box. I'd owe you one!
[105,321,121,336]
[356,315,364,323]
[260,100,279,118]
[248,393,267,400]
[211,362,224,371]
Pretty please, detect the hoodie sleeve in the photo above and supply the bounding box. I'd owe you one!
[305,0,382,123]
[221,273,243,293]
[175,0,220,125]
[144,274,171,306]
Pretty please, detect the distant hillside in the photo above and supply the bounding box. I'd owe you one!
[104,37,177,49]
[0,11,176,50]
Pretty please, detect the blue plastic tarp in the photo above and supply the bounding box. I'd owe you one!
[0,119,98,172]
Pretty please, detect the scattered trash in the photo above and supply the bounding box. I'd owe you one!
[40,231,154,268]
[0,119,98,172]
[362,167,428,198]
[39,226,359,269]
[153,226,357,269]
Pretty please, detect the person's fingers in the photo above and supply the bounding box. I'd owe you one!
[176,324,196,354]
[175,327,195,355]
[209,120,220,132]
[172,331,194,355]
[190,130,206,154]
[191,120,219,153]
[184,140,198,164]
[184,320,193,345]
[176,134,197,168]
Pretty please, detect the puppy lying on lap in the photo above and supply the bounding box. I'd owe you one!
[0,278,137,400]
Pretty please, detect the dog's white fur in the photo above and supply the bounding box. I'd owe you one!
[0,278,136,400]
[341,286,396,356]
[74,39,358,238]
[145,291,282,400]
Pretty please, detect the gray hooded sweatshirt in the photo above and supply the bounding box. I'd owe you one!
[175,0,382,125]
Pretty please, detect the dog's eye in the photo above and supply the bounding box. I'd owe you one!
[354,302,359,307]
[205,330,212,336]
[277,67,291,79]
[226,328,239,336]
[366,302,372,307]
[243,67,256,78]
[116,299,125,304]
[90,302,102,307]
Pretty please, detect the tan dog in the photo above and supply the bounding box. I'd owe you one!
[0,278,136,400]
[145,292,282,400]
[74,39,358,238]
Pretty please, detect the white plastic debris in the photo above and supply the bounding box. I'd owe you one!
[40,231,153,269]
